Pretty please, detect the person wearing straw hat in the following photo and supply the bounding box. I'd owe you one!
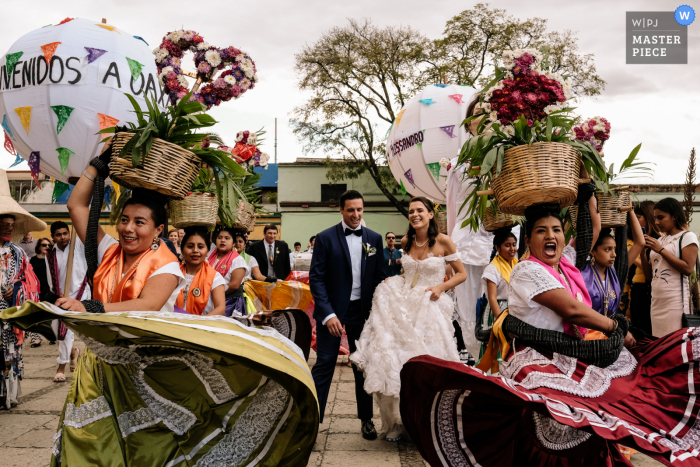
[0,169,45,408]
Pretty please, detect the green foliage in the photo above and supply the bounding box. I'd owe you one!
[421,3,605,97]
[100,92,256,227]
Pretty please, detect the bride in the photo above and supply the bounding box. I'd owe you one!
[350,197,466,441]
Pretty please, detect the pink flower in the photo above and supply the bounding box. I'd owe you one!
[197,62,211,73]
[167,71,177,80]
[167,79,178,90]
[213,78,227,89]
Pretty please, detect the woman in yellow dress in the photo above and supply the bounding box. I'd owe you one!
[5,151,318,466]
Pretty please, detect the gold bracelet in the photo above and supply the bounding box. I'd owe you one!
[82,170,95,182]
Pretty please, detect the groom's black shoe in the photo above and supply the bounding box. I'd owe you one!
[361,420,377,440]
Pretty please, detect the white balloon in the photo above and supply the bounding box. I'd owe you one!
[0,18,166,182]
[386,84,477,204]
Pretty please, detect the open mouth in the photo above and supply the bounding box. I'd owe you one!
[123,236,137,244]
[544,242,556,256]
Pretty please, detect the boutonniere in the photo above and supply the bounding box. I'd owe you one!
[362,242,377,259]
[275,248,280,255]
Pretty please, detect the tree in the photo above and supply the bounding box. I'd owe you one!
[421,3,606,97]
[291,19,427,216]
[684,148,697,224]
[292,8,606,218]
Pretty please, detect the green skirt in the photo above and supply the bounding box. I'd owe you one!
[477,299,508,363]
[2,302,318,467]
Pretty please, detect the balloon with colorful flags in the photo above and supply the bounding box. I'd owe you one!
[386,83,477,203]
[0,18,163,183]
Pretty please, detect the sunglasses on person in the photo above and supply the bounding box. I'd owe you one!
[41,243,51,248]
[386,236,396,240]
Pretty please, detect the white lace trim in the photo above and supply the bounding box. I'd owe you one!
[193,380,290,466]
[82,338,237,404]
[87,310,306,362]
[500,347,637,398]
[435,389,471,466]
[63,396,113,429]
[52,428,62,463]
[118,406,161,438]
[130,370,196,436]
[533,412,591,450]
[406,251,460,262]
[511,261,564,302]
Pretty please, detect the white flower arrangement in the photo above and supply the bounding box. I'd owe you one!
[177,75,189,88]
[205,50,222,67]
[197,42,210,50]
[224,75,236,85]
[439,158,451,168]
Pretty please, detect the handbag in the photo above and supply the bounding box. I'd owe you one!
[678,232,700,327]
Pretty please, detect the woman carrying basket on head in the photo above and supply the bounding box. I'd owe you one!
[23,142,319,467]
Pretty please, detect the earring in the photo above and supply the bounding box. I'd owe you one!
[151,237,160,250]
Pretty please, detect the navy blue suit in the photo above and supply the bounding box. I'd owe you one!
[309,223,386,422]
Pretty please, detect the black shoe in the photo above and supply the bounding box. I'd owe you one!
[361,419,377,440]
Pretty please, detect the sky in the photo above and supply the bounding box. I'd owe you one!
[0,0,697,184]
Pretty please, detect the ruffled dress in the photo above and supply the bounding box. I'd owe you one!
[351,253,461,436]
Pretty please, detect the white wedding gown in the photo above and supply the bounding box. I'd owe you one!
[350,252,461,437]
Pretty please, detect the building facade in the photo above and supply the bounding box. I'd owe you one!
[278,158,412,246]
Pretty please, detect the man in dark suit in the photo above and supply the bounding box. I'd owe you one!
[309,190,386,439]
[247,224,291,282]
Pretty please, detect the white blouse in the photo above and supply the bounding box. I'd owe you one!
[243,255,259,282]
[207,250,247,283]
[97,235,186,313]
[183,271,227,315]
[480,263,510,300]
[508,260,565,332]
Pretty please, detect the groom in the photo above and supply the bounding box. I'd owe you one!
[309,190,386,439]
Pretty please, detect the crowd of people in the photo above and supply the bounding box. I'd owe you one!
[0,108,697,466]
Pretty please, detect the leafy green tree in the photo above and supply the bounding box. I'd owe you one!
[292,19,427,216]
[422,3,605,96]
[292,8,605,217]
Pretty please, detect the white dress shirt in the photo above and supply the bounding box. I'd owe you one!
[45,239,91,300]
[322,221,363,325]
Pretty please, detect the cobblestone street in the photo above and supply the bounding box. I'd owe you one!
[0,341,661,466]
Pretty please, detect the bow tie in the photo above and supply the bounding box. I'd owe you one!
[345,228,362,237]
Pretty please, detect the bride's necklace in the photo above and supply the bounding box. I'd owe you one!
[415,236,429,248]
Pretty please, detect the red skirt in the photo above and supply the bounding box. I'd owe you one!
[400,327,700,466]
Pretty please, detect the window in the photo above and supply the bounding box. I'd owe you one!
[321,184,346,203]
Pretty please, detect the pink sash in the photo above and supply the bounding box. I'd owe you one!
[525,254,590,338]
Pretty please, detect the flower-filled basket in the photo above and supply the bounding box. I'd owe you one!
[458,48,608,228]
[170,192,219,229]
[110,132,201,199]
[490,142,582,215]
[569,190,632,229]
[483,204,516,232]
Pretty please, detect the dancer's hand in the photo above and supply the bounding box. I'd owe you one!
[55,297,86,312]
[425,286,442,301]
[623,331,636,349]
[3,288,12,299]
[326,316,343,337]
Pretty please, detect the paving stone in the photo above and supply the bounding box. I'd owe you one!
[313,431,327,451]
[22,389,70,412]
[329,417,383,434]
[18,378,56,396]
[630,453,664,466]
[325,433,397,452]
[4,427,56,448]
[307,451,321,466]
[1,447,51,467]
[321,450,400,466]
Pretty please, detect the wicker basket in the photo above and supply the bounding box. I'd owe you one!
[436,211,448,234]
[569,191,631,229]
[110,132,201,199]
[490,142,582,215]
[170,192,219,229]
[232,200,256,232]
[483,206,515,231]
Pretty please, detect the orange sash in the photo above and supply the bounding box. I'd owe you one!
[176,262,217,315]
[93,243,178,304]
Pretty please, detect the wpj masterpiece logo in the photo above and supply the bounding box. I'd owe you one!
[626,6,693,64]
